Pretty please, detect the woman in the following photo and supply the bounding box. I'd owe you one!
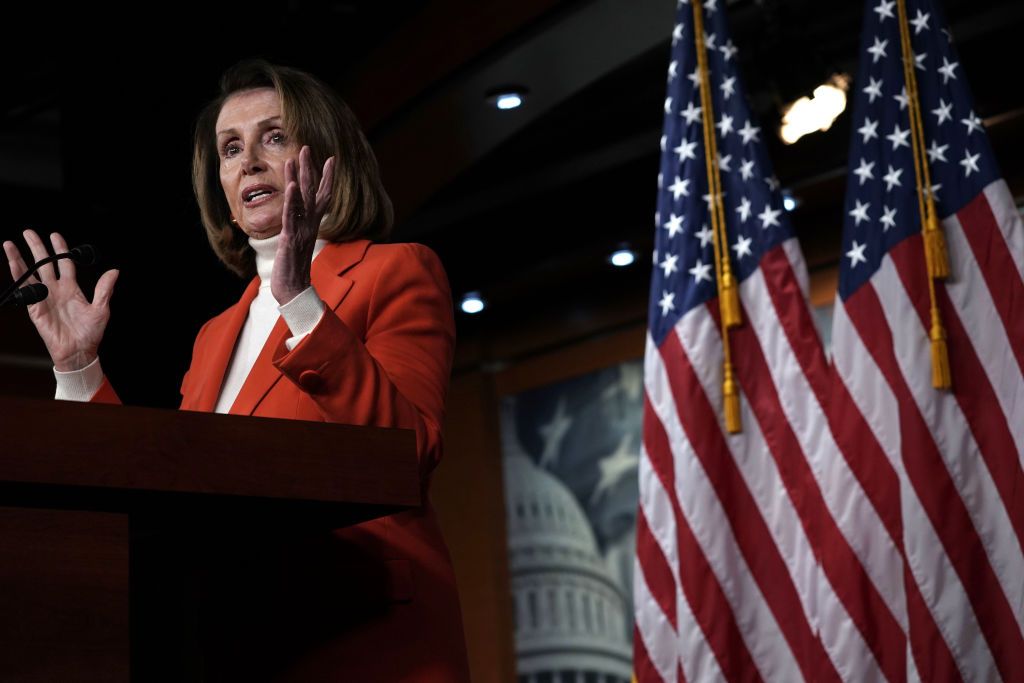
[3,59,470,682]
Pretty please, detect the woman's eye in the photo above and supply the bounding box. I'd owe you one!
[222,143,240,157]
[268,131,285,144]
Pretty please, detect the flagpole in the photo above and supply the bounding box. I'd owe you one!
[895,0,952,389]
[692,0,742,433]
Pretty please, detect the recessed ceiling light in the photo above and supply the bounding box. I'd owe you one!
[609,248,637,267]
[779,74,850,145]
[782,192,799,211]
[460,291,485,314]
[487,86,528,111]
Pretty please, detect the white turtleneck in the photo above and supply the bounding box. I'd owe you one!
[54,233,330,413]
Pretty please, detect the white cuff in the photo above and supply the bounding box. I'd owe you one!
[54,356,104,402]
[279,286,326,351]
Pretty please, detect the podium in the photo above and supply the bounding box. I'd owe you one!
[0,396,420,682]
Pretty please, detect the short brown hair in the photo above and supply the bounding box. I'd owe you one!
[192,59,393,278]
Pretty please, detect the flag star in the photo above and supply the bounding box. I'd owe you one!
[758,204,782,229]
[739,158,756,181]
[868,37,888,63]
[720,76,736,100]
[672,23,684,46]
[716,113,734,137]
[680,100,703,124]
[732,235,753,260]
[695,224,714,247]
[927,140,949,163]
[654,211,660,228]
[664,97,674,114]
[738,119,761,144]
[660,134,667,152]
[880,205,897,231]
[736,196,752,222]
[667,60,678,81]
[910,10,930,34]
[658,290,676,316]
[702,192,726,208]
[658,172,663,189]
[663,213,685,238]
[873,0,895,22]
[863,77,884,103]
[703,32,717,50]
[858,118,879,143]
[688,67,702,89]
[689,259,713,283]
[938,57,959,84]
[849,199,871,225]
[961,111,983,135]
[669,176,690,200]
[719,39,738,61]
[894,86,909,110]
[675,139,698,162]
[853,158,876,185]
[652,248,658,265]
[941,27,953,42]
[765,175,780,191]
[927,183,942,201]
[914,51,927,71]
[705,0,718,13]
[960,150,981,177]
[659,253,680,278]
[932,99,952,125]
[886,124,911,150]
[718,154,732,172]
[882,164,903,191]
[846,241,868,267]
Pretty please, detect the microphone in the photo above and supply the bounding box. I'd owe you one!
[1,283,48,307]
[0,244,100,306]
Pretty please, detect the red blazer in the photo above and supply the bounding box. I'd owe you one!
[91,239,470,682]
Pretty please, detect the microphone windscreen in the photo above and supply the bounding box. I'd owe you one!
[15,283,48,305]
[71,244,98,265]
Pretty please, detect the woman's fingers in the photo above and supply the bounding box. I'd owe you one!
[3,239,30,282]
[315,157,335,214]
[49,232,76,281]
[22,229,57,282]
[298,146,315,209]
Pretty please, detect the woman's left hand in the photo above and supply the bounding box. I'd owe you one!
[272,145,335,305]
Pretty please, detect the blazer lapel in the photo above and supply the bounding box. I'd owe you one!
[189,277,260,413]
[226,239,372,416]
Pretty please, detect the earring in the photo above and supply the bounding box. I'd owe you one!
[230,215,238,224]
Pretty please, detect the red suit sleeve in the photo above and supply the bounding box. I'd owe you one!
[270,243,456,487]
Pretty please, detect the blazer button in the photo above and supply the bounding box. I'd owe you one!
[298,370,325,393]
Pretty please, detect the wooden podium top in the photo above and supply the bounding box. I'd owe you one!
[0,396,420,529]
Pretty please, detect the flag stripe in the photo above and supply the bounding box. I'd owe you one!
[845,274,1024,681]
[634,554,676,683]
[641,378,764,683]
[735,266,902,682]
[635,485,679,632]
[982,180,1024,281]
[664,316,826,682]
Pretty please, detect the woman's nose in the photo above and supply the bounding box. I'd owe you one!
[241,146,265,174]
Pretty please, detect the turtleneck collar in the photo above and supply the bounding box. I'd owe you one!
[249,232,330,289]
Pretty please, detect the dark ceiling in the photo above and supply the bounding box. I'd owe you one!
[2,0,1023,406]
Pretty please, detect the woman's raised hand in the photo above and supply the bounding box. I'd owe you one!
[272,146,335,305]
[2,229,119,371]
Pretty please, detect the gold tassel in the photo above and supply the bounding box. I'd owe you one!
[930,318,952,390]
[923,209,950,280]
[719,269,742,329]
[723,365,742,434]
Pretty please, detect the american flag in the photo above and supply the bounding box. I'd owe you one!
[635,0,851,680]
[828,0,1024,680]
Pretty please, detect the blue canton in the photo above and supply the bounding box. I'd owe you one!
[838,0,1000,299]
[649,0,794,346]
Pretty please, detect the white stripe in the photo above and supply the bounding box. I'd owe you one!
[873,258,1024,639]
[645,328,803,682]
[981,179,1024,282]
[740,266,900,681]
[634,552,678,683]
[637,446,725,683]
[945,208,1024,463]
[782,237,811,300]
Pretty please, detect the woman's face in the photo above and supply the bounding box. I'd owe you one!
[216,87,299,240]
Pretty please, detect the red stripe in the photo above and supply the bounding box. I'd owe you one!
[730,300,904,683]
[636,503,678,630]
[830,350,960,681]
[759,245,831,405]
[634,623,667,683]
[659,328,836,683]
[845,275,1024,681]
[955,191,1024,377]
[888,239,1024,556]
[642,394,762,683]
